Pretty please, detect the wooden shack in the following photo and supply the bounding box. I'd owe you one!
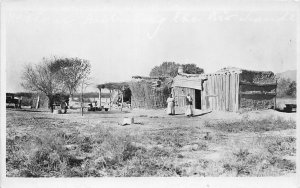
[172,67,277,112]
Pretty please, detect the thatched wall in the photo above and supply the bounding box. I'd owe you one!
[239,70,276,85]
[129,77,171,109]
[239,70,276,110]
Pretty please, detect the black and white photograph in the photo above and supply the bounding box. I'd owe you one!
[1,0,299,187]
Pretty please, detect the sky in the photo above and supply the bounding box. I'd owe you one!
[4,0,298,93]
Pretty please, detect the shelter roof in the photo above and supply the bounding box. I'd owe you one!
[96,82,129,90]
[172,73,206,90]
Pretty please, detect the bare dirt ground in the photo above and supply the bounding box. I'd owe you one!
[6,107,296,177]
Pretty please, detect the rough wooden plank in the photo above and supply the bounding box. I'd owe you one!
[217,75,221,111]
[235,74,238,111]
[223,74,226,111]
[233,74,237,112]
[232,74,237,112]
[228,74,232,112]
[229,74,233,112]
[212,76,216,110]
[211,75,214,110]
[230,74,234,112]
[209,76,212,110]
[236,74,240,111]
[216,75,219,111]
[225,74,229,111]
[220,75,223,111]
[201,83,204,110]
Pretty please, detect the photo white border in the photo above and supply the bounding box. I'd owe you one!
[1,1,299,188]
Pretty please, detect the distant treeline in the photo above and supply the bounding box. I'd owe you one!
[277,77,296,98]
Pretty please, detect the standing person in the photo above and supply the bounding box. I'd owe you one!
[166,94,175,115]
[117,96,122,107]
[61,100,68,114]
[18,96,22,109]
[185,93,193,117]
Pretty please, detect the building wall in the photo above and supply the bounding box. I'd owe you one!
[238,70,276,110]
[202,73,240,112]
[239,83,276,110]
[172,87,196,112]
[172,73,240,112]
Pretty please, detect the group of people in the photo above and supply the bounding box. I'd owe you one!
[166,93,193,117]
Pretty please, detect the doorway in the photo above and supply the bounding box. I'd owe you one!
[195,89,201,109]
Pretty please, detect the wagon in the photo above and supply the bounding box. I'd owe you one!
[285,104,297,112]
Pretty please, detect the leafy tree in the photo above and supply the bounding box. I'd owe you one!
[49,57,91,98]
[277,77,297,98]
[286,81,296,97]
[149,62,179,77]
[149,62,204,78]
[182,64,204,74]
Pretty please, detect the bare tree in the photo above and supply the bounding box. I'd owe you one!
[21,57,64,112]
[21,57,91,112]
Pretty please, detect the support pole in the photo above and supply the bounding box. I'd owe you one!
[109,89,112,110]
[81,81,83,116]
[274,79,277,109]
[98,88,101,108]
[121,86,124,111]
[35,95,40,109]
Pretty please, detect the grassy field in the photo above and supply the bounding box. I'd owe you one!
[6,107,296,177]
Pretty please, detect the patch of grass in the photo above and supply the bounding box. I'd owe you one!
[221,147,296,176]
[265,136,296,156]
[205,116,295,133]
[7,124,183,177]
[145,127,200,149]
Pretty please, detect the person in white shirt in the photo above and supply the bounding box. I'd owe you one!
[166,94,175,115]
[185,93,193,117]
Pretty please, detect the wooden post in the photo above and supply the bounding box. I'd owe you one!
[274,79,277,109]
[98,88,101,108]
[121,86,124,111]
[109,89,112,109]
[35,95,40,109]
[121,92,124,111]
[81,81,83,116]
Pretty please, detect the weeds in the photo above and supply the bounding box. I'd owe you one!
[222,147,296,176]
[266,136,296,156]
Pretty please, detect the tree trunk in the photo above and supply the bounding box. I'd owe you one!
[47,95,54,113]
